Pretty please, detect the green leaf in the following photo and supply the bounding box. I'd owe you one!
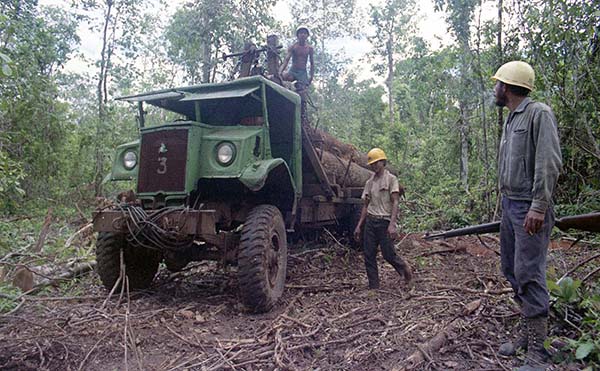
[575,342,594,360]
[1,64,11,77]
[547,279,561,295]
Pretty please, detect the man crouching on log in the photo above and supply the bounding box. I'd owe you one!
[353,148,412,290]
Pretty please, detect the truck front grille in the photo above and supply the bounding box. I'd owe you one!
[137,129,188,193]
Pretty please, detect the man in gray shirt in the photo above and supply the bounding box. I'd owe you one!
[492,61,562,371]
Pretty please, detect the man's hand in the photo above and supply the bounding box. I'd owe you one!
[353,226,362,242]
[524,209,545,235]
[387,223,398,240]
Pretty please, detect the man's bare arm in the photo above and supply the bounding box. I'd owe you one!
[387,192,400,239]
[279,46,293,75]
[354,199,369,241]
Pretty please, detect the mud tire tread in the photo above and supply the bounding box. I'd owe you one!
[95,232,162,290]
[238,205,287,313]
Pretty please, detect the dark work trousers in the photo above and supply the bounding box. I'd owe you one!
[500,197,554,318]
[363,217,409,288]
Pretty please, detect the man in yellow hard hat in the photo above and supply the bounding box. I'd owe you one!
[353,148,412,289]
[492,61,562,370]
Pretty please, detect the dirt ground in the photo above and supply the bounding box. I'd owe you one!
[0,233,595,370]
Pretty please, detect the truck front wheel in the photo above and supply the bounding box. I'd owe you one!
[238,205,288,313]
[96,232,162,290]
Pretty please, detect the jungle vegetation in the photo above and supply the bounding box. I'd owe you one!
[1,0,599,364]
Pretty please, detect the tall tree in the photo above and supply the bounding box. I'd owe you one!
[434,0,479,193]
[0,1,79,208]
[76,0,146,196]
[368,0,417,128]
[164,0,277,84]
[515,0,600,204]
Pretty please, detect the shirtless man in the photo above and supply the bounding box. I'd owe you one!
[280,26,314,89]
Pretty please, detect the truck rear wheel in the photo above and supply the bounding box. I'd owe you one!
[96,232,162,290]
[238,205,288,313]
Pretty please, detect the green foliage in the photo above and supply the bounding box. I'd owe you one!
[0,152,25,214]
[548,277,600,367]
[164,0,278,84]
[0,0,80,211]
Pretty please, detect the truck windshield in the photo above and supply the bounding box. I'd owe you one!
[143,96,263,127]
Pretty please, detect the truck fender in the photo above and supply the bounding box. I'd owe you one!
[239,159,294,193]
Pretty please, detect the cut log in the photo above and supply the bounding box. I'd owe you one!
[319,150,373,187]
[306,126,400,176]
[306,126,369,168]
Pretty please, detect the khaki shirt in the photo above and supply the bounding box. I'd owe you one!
[361,169,400,220]
[498,98,562,213]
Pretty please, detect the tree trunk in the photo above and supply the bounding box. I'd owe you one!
[494,0,504,219]
[386,36,394,127]
[94,0,113,198]
[202,39,212,83]
[476,4,491,219]
[319,150,373,187]
[459,103,469,193]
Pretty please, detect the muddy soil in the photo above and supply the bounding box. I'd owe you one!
[0,234,594,370]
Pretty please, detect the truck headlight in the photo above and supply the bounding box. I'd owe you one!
[216,142,236,166]
[123,151,137,170]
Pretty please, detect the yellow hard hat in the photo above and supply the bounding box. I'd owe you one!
[296,25,310,36]
[491,61,535,91]
[367,148,387,165]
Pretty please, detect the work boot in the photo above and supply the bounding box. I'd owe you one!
[403,265,413,285]
[517,316,550,371]
[498,315,528,356]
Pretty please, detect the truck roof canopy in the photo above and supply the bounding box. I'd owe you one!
[116,76,300,123]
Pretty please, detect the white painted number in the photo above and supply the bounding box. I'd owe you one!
[157,157,167,174]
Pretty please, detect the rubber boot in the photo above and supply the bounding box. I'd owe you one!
[403,264,413,285]
[498,314,528,356]
[517,316,550,371]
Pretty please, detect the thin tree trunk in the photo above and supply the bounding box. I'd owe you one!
[386,37,394,127]
[476,2,491,219]
[459,103,469,193]
[494,0,503,219]
[202,39,212,83]
[95,0,113,197]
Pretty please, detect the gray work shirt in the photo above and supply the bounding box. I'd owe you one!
[498,97,562,213]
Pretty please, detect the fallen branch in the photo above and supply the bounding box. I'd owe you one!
[65,223,93,248]
[398,319,464,370]
[419,246,466,257]
[476,235,500,256]
[31,261,96,292]
[557,252,600,284]
[33,208,53,253]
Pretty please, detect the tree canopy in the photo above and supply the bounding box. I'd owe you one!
[0,0,598,223]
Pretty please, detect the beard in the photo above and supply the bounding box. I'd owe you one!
[495,91,507,107]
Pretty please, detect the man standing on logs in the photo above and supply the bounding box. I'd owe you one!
[492,61,562,371]
[280,26,314,91]
[353,148,412,290]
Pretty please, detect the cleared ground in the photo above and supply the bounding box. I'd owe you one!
[0,233,594,370]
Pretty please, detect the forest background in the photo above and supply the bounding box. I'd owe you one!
[1,0,599,364]
[1,0,599,243]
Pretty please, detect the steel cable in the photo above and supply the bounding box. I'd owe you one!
[114,204,194,252]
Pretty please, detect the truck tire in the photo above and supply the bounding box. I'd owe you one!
[238,205,288,313]
[96,232,162,290]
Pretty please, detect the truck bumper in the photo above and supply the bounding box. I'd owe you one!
[92,209,217,236]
